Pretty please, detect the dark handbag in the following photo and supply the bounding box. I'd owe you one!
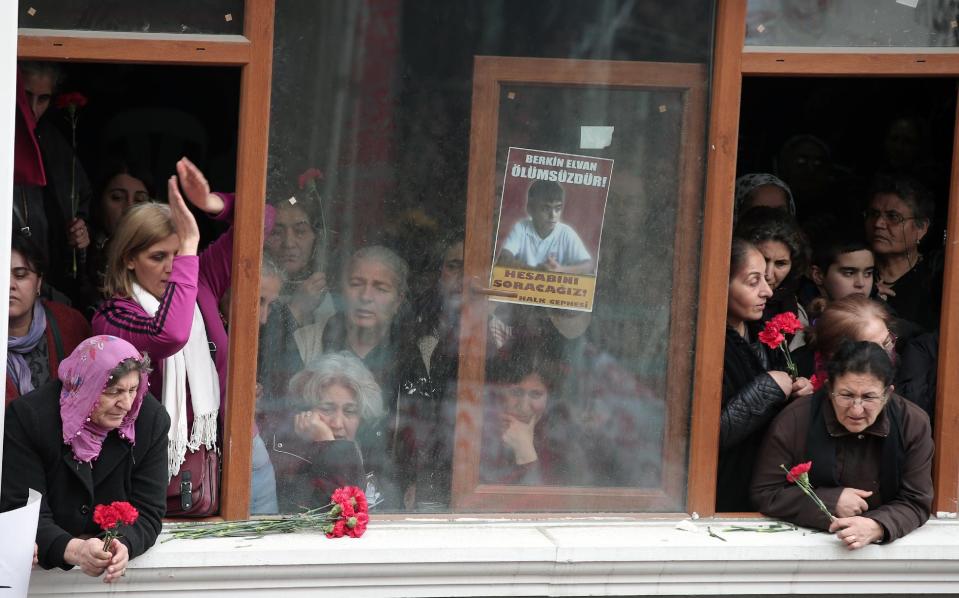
[166,446,220,517]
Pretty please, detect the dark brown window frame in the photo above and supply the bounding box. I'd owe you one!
[452,55,707,512]
[15,0,958,519]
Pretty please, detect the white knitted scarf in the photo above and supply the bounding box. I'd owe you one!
[132,283,219,479]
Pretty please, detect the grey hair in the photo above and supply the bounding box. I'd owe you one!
[347,245,409,299]
[260,254,286,283]
[288,352,383,420]
[107,354,153,385]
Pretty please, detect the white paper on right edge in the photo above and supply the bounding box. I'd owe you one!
[0,489,42,598]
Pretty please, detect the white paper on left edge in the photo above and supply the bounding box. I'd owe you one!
[0,489,41,598]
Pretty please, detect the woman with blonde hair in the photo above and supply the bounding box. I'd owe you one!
[94,158,274,503]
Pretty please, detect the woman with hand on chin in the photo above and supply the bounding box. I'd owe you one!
[1,335,169,582]
[752,341,933,548]
[481,346,581,486]
[93,158,270,482]
[718,238,814,512]
[269,352,383,512]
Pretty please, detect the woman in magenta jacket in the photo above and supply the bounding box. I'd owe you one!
[93,157,274,490]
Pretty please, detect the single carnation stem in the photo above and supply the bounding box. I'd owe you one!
[780,344,798,379]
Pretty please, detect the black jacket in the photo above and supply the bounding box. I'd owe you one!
[1,381,170,570]
[895,331,939,425]
[717,326,788,511]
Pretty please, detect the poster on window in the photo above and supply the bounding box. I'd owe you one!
[490,147,613,312]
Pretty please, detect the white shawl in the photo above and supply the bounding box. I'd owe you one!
[132,283,219,479]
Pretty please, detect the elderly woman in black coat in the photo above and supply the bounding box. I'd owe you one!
[1,335,169,583]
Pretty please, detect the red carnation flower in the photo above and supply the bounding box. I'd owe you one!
[55,91,88,110]
[298,167,323,190]
[339,500,355,518]
[93,504,120,530]
[809,373,825,392]
[757,324,785,349]
[772,312,803,335]
[112,501,139,525]
[786,461,812,483]
[331,486,368,514]
[326,519,347,538]
[345,512,369,538]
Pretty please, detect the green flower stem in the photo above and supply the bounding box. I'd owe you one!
[164,503,343,541]
[780,344,798,379]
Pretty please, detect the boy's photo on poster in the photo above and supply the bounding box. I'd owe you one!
[490,147,613,312]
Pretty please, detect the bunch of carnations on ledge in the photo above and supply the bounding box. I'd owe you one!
[781,461,836,524]
[94,501,139,551]
[166,486,370,540]
[758,311,803,378]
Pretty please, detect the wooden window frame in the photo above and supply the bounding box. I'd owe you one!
[20,0,954,520]
[452,56,707,512]
[16,0,275,520]
[692,0,959,516]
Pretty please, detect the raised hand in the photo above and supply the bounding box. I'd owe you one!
[175,157,224,216]
[168,175,201,256]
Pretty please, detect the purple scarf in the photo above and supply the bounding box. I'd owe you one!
[7,302,47,395]
[59,335,149,463]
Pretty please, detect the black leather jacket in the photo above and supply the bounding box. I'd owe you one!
[717,326,788,511]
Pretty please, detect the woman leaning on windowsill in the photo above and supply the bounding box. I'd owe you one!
[751,340,933,549]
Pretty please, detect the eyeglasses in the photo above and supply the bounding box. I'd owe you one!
[863,208,917,226]
[830,390,889,407]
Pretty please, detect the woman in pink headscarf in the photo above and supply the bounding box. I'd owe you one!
[1,335,170,583]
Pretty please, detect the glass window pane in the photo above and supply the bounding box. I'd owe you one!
[746,0,959,47]
[255,0,714,516]
[18,1,243,35]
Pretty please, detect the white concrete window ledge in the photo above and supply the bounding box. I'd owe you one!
[26,518,959,597]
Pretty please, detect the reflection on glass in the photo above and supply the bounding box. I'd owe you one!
[746,0,959,47]
[18,1,243,35]
[256,0,712,515]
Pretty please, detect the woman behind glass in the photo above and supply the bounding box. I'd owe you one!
[6,233,90,405]
[481,347,583,486]
[264,194,336,328]
[1,335,169,581]
[751,340,933,549]
[718,238,813,512]
[270,352,384,512]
